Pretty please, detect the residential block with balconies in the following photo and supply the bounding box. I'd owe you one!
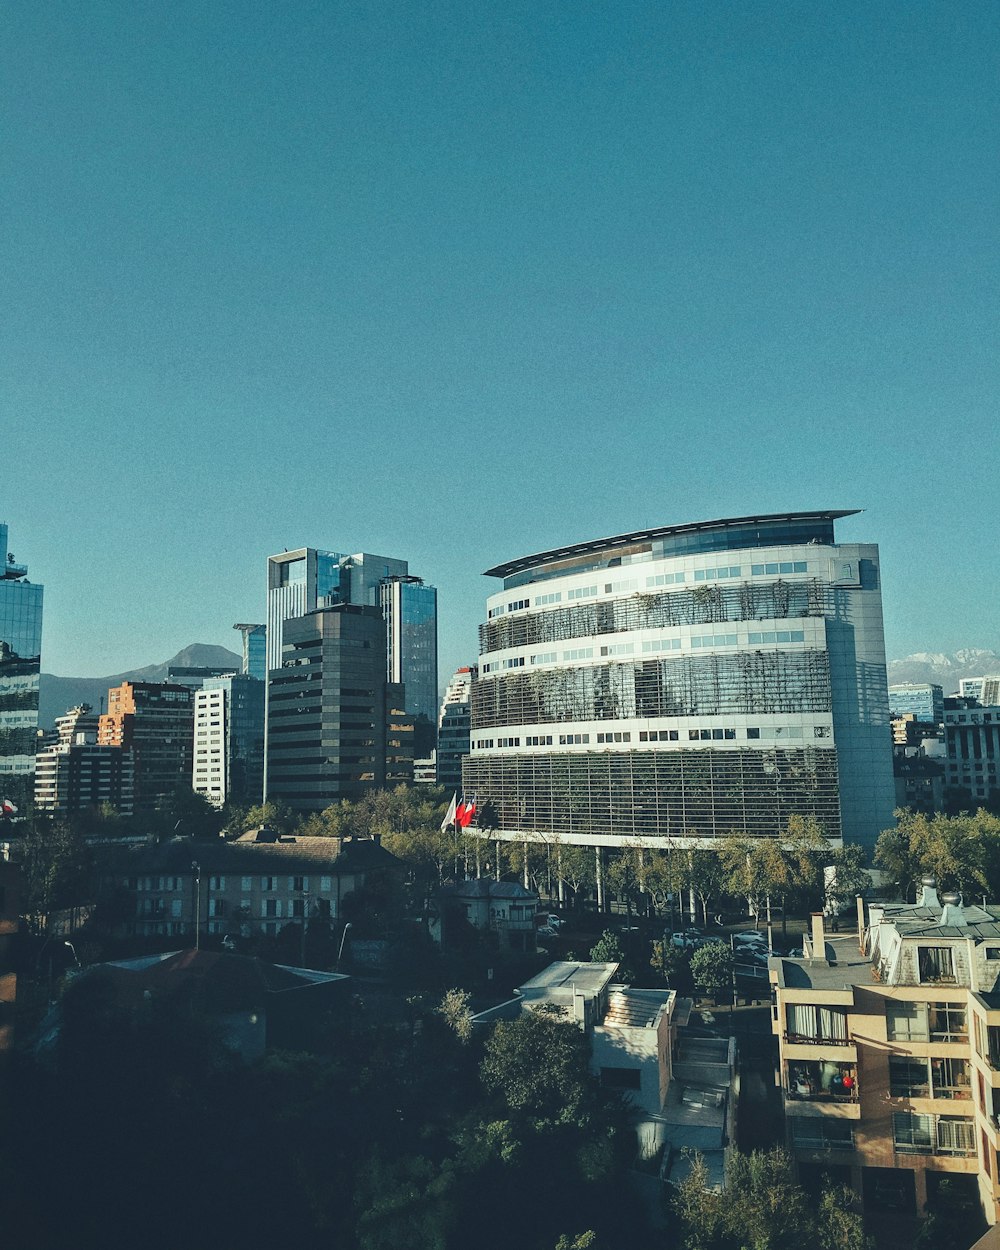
[770,882,1000,1225]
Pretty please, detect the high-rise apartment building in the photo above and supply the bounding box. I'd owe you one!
[266,605,387,811]
[192,675,265,808]
[98,682,194,812]
[462,511,895,855]
[437,666,477,791]
[35,703,134,816]
[0,523,42,813]
[771,889,1000,1226]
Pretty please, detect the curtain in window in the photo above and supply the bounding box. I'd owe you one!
[818,1006,847,1042]
[937,1118,974,1154]
[787,1003,817,1039]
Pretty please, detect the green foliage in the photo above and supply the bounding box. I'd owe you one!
[19,819,94,918]
[672,1149,873,1250]
[588,929,635,981]
[555,1233,597,1250]
[719,835,789,926]
[480,1009,596,1128]
[689,941,733,1001]
[437,987,474,1044]
[876,809,1000,899]
[556,843,596,901]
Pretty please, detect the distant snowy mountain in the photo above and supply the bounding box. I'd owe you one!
[887,649,1000,691]
[39,643,243,729]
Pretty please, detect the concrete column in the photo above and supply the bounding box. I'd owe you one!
[596,846,604,913]
[523,841,529,889]
[495,838,501,882]
[557,846,565,905]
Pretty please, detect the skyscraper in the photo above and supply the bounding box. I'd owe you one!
[266,604,387,810]
[0,523,43,813]
[463,511,895,857]
[436,666,477,791]
[380,575,438,747]
[264,547,437,798]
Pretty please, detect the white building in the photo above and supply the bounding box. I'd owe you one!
[462,511,894,858]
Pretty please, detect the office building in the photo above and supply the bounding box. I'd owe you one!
[234,623,266,681]
[770,888,1000,1226]
[943,704,1000,808]
[380,575,438,749]
[264,548,437,797]
[98,682,194,812]
[34,703,134,817]
[437,666,477,791]
[266,604,387,811]
[962,679,987,704]
[889,684,944,726]
[462,511,895,857]
[0,523,42,814]
[266,548,408,673]
[192,674,265,808]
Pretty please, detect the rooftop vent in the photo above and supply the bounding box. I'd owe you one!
[939,891,967,928]
[920,876,940,908]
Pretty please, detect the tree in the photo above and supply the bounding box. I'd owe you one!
[824,844,871,913]
[480,1008,596,1128]
[719,835,789,928]
[816,1184,873,1250]
[605,847,643,920]
[690,941,733,1002]
[556,844,595,907]
[651,940,693,992]
[588,929,635,982]
[19,819,94,921]
[681,849,727,926]
[876,810,997,900]
[672,1151,723,1250]
[437,988,474,1044]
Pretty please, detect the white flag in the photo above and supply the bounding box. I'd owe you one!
[440,793,458,831]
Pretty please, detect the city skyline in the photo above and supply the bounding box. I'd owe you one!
[6,3,999,682]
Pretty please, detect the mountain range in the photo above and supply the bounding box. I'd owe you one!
[38,643,243,728]
[886,648,1000,691]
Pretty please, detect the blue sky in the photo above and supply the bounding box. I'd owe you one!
[4,1,998,679]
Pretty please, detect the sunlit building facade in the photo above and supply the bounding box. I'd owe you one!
[0,523,43,813]
[463,511,894,854]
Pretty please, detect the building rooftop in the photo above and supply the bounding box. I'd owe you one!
[519,960,619,997]
[769,931,876,991]
[106,833,401,876]
[483,510,859,579]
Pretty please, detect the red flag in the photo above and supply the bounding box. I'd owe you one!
[456,798,477,828]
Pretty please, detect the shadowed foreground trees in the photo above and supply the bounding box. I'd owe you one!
[672,1148,872,1250]
[1,982,642,1250]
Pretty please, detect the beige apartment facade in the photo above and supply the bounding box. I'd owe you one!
[771,885,1000,1223]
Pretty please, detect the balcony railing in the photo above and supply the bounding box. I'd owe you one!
[783,1031,853,1047]
[787,1083,859,1104]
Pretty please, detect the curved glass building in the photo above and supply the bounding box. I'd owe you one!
[462,512,894,853]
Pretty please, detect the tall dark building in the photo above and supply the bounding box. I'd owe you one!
[266,605,387,811]
[0,523,42,814]
[380,576,439,751]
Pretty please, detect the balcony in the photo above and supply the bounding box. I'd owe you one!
[786,1061,858,1104]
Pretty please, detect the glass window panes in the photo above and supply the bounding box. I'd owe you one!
[890,1056,929,1098]
[886,1001,928,1042]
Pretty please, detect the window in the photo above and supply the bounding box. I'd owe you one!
[919,947,956,983]
[535,592,562,606]
[746,728,760,739]
[789,1119,853,1151]
[646,571,685,587]
[751,561,808,576]
[890,1056,929,1098]
[567,585,598,600]
[929,1004,967,1042]
[886,1002,928,1042]
[210,876,224,891]
[931,1057,971,1100]
[936,1117,975,1155]
[241,876,252,892]
[893,1112,934,1154]
[785,1003,848,1044]
[261,876,275,891]
[694,565,741,581]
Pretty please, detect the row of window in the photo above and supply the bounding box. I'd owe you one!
[788,1114,974,1157]
[128,874,329,892]
[889,1055,970,1100]
[485,628,809,672]
[568,586,599,601]
[472,725,831,750]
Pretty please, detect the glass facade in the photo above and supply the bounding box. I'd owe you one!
[0,523,43,812]
[381,578,438,731]
[466,512,895,851]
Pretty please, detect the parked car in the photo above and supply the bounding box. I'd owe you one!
[544,914,564,929]
[732,930,767,945]
[668,928,702,949]
[537,926,558,938]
